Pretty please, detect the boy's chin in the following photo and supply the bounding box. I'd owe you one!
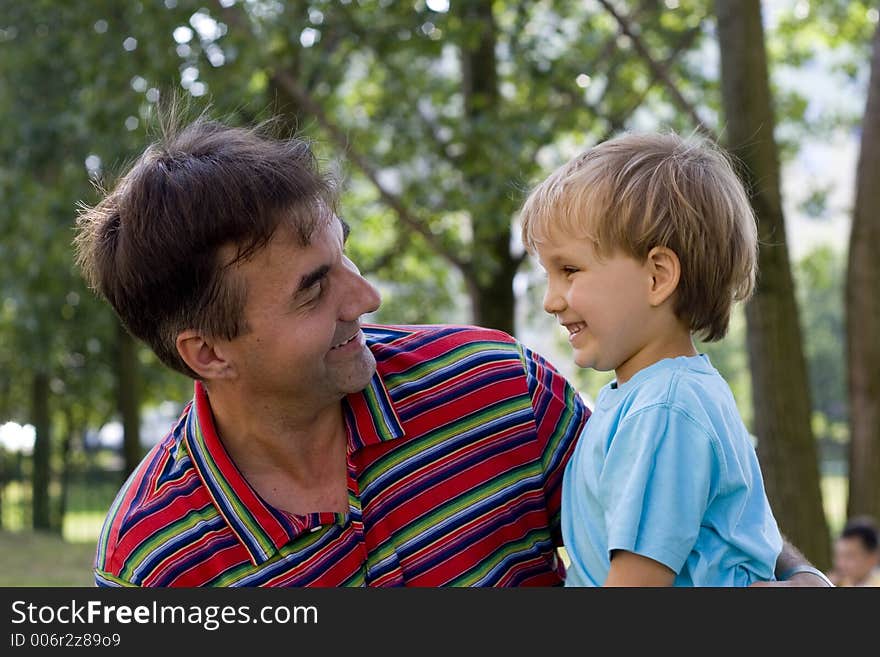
[573,353,611,372]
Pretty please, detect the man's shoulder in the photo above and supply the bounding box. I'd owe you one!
[364,324,523,366]
[95,410,212,582]
[364,323,518,347]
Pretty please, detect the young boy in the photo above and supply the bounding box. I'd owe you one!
[829,516,880,587]
[519,132,783,586]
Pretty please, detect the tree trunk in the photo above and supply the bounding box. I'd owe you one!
[846,23,880,520]
[56,407,80,536]
[31,370,52,531]
[458,0,517,335]
[467,245,518,336]
[117,322,142,478]
[715,0,830,568]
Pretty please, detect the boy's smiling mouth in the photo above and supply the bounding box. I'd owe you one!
[562,321,586,337]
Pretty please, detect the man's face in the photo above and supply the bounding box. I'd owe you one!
[833,536,879,584]
[219,215,381,409]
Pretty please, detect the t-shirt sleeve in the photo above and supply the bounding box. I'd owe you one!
[518,343,590,546]
[600,405,717,574]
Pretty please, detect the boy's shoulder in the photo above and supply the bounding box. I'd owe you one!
[614,355,725,408]
[610,356,743,437]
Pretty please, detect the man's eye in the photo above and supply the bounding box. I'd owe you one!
[305,279,325,302]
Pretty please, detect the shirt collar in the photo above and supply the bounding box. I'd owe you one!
[183,381,304,565]
[342,370,405,451]
[182,365,405,566]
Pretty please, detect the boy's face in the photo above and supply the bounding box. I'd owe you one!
[534,228,657,383]
[833,536,879,585]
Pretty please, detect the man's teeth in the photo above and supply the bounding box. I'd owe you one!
[332,333,357,349]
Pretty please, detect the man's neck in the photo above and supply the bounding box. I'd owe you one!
[202,383,350,513]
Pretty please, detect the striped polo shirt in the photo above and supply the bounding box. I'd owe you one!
[95,324,588,586]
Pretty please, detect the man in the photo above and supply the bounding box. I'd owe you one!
[75,115,827,586]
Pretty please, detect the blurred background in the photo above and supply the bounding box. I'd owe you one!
[1,0,878,585]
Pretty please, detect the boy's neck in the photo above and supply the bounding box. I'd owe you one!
[614,328,697,385]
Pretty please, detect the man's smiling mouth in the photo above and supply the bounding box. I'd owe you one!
[331,332,359,349]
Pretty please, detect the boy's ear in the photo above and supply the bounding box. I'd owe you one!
[176,330,236,380]
[645,246,681,307]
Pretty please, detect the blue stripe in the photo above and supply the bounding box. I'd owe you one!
[132,512,228,581]
[184,410,271,563]
[386,348,520,399]
[359,404,534,510]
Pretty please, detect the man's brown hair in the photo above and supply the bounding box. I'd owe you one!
[519,131,758,342]
[75,113,335,378]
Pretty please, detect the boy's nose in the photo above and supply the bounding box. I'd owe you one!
[543,287,566,315]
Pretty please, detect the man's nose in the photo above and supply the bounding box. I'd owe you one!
[341,256,381,320]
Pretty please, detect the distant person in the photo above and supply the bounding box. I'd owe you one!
[519,132,785,586]
[75,112,825,586]
[829,516,880,587]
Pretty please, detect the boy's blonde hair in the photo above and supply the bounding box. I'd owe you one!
[520,131,758,342]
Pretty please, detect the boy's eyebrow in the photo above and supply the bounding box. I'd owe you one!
[296,264,331,294]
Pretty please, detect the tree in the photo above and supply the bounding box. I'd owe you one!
[796,246,846,427]
[715,0,830,568]
[846,19,880,519]
[0,0,195,528]
[210,0,716,334]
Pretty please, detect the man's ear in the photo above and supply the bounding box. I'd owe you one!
[646,246,681,307]
[176,330,235,380]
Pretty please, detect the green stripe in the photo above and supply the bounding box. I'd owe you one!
[382,340,519,390]
[447,527,552,586]
[364,457,542,570]
[119,505,220,581]
[95,569,138,587]
[189,413,275,557]
[95,468,142,571]
[212,526,365,587]
[542,379,581,472]
[396,460,542,548]
[359,396,531,491]
[362,381,397,441]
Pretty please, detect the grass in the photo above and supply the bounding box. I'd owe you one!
[0,475,852,586]
[0,529,96,586]
[2,478,118,542]
[821,474,847,537]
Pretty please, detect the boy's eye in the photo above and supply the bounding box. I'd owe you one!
[562,266,579,275]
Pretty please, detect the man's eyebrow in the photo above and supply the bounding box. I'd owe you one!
[296,264,331,294]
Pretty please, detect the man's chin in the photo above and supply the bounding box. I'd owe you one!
[337,349,377,394]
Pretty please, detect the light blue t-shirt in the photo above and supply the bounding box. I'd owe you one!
[562,355,782,586]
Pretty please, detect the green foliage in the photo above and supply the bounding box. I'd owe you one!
[697,304,752,427]
[0,0,198,451]
[770,1,876,143]
[795,245,847,426]
[0,0,862,501]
